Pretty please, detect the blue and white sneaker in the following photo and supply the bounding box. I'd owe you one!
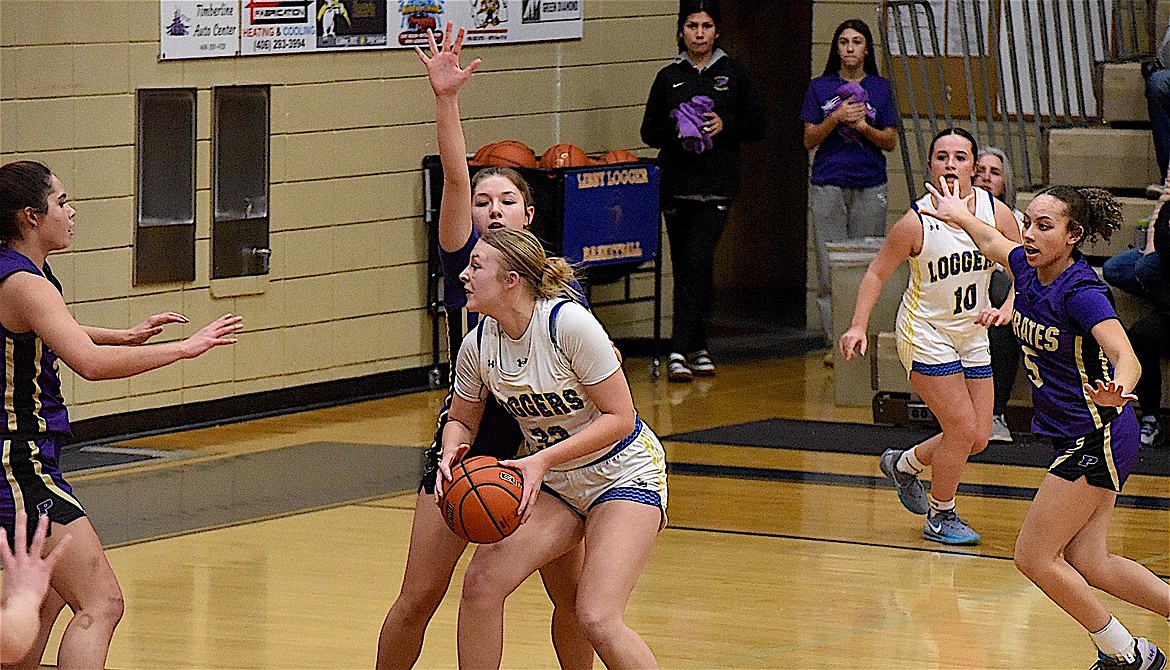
[879,448,929,515]
[923,509,981,545]
[1091,638,1168,670]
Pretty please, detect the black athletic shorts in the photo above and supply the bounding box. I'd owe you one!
[419,392,522,494]
[1,434,86,550]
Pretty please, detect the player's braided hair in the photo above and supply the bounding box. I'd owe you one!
[480,228,581,302]
[1039,185,1123,246]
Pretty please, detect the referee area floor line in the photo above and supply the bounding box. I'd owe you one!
[353,498,1170,580]
[670,524,1170,581]
[668,461,1170,510]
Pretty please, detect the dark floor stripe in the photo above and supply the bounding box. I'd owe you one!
[75,442,426,547]
[668,462,1170,511]
[666,525,1170,581]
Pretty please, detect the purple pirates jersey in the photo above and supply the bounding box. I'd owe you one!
[1007,246,1132,438]
[0,248,70,435]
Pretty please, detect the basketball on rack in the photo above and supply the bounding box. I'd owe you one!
[470,140,539,168]
[539,143,594,168]
[438,456,524,543]
[599,149,640,164]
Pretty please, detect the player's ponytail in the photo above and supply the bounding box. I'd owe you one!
[0,160,54,245]
[1039,185,1123,247]
[480,228,582,302]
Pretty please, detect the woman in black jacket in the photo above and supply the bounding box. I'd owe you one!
[640,0,764,382]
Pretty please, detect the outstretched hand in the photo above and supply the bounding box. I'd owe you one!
[974,305,1012,328]
[181,313,243,358]
[1083,379,1137,407]
[0,512,71,609]
[416,24,481,98]
[125,312,188,345]
[917,175,976,225]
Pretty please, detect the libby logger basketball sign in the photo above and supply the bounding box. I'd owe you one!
[564,165,659,268]
[160,0,581,59]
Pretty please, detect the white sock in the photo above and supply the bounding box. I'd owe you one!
[928,495,955,514]
[1089,616,1136,660]
[898,448,925,475]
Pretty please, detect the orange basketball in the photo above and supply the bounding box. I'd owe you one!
[599,149,641,164]
[438,456,524,543]
[470,140,538,168]
[539,143,594,169]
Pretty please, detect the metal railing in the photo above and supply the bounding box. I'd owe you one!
[880,0,1155,195]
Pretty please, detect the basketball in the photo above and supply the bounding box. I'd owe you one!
[539,143,595,168]
[438,455,524,543]
[470,140,538,168]
[599,149,640,164]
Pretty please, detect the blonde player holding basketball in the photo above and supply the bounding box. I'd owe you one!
[376,24,592,670]
[840,127,1022,544]
[438,228,666,669]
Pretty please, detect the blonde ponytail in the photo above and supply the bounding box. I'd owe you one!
[480,228,581,301]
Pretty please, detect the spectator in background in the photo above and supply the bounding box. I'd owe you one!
[975,147,1025,442]
[1104,181,1170,448]
[802,19,898,357]
[1145,21,1170,198]
[641,0,764,383]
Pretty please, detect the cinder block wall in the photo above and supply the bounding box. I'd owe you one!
[0,0,679,423]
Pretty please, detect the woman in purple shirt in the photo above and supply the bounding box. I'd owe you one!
[922,179,1169,670]
[802,19,898,348]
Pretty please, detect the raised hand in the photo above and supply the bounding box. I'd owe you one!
[125,312,188,345]
[181,313,242,358]
[1083,379,1137,407]
[918,175,976,225]
[415,23,481,98]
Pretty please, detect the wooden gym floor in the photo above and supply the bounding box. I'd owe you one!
[18,353,1170,668]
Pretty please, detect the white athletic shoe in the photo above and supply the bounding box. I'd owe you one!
[1140,416,1164,448]
[989,414,1013,443]
[667,353,692,383]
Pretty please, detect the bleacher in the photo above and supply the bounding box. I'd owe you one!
[838,1,1170,427]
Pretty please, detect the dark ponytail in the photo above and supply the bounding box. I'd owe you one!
[0,161,53,244]
[1039,185,1123,246]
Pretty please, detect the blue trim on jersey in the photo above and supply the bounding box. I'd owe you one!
[963,364,994,379]
[549,299,571,339]
[579,418,645,469]
[590,486,662,510]
[911,360,964,376]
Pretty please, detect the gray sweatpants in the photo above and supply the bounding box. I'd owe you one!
[809,182,889,339]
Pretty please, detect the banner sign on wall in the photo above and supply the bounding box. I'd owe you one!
[161,1,241,59]
[163,0,581,60]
